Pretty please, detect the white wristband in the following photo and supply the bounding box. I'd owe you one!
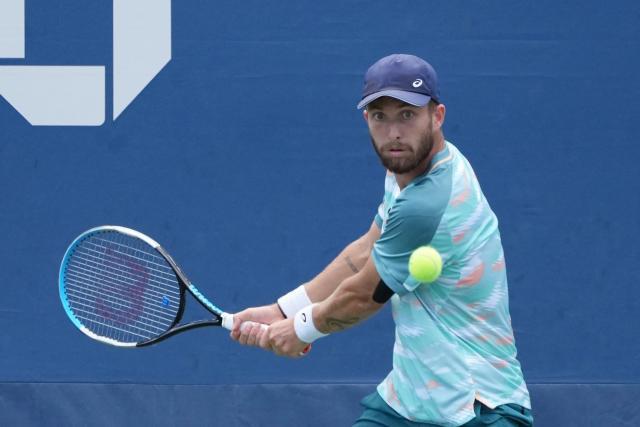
[294,304,328,344]
[277,284,312,318]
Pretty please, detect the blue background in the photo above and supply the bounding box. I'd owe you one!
[1,1,639,425]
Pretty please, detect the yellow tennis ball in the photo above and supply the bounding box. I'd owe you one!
[408,246,442,283]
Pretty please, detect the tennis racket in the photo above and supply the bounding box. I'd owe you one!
[59,225,268,348]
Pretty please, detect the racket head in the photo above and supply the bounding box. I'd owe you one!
[59,226,189,347]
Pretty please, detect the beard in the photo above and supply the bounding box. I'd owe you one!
[370,124,435,174]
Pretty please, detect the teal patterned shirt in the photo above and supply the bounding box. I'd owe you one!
[372,141,531,426]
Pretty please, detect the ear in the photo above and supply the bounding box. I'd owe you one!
[363,110,369,122]
[433,103,446,131]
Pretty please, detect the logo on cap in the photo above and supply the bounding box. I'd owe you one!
[412,79,423,88]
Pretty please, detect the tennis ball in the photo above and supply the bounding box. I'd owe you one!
[408,246,442,283]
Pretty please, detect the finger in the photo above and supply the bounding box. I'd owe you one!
[242,321,266,346]
[230,319,244,341]
[237,323,254,346]
[246,323,263,347]
[237,330,248,346]
[267,330,281,354]
[258,328,271,349]
[241,320,267,333]
[271,340,293,358]
[231,311,247,337]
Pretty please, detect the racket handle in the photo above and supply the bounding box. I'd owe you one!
[221,313,267,332]
[221,313,235,330]
[222,313,311,356]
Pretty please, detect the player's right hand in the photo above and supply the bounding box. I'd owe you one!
[231,304,285,347]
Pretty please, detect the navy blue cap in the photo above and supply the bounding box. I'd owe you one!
[357,54,440,109]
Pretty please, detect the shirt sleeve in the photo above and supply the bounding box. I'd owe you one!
[371,183,448,295]
[374,204,384,228]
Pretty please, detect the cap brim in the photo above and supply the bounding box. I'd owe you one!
[356,90,431,109]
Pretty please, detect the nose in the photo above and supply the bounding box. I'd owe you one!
[388,123,402,140]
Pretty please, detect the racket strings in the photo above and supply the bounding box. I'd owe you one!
[86,238,180,279]
[65,275,175,329]
[62,231,182,344]
[68,249,180,298]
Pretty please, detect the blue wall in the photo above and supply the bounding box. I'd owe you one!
[1,1,639,425]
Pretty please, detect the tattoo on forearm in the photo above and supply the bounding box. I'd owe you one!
[344,256,359,274]
[325,316,360,332]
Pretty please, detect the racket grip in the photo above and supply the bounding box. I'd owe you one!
[223,313,311,356]
[221,313,235,330]
[221,313,267,332]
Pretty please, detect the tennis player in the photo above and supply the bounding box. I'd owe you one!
[232,54,533,426]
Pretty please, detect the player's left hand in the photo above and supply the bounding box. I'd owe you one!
[261,318,309,358]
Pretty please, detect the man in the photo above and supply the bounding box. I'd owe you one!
[231,54,533,426]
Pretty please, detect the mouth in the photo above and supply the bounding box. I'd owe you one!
[385,145,410,157]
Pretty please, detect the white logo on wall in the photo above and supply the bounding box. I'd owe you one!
[0,0,172,126]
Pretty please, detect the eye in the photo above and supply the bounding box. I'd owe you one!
[371,112,385,121]
[401,110,415,120]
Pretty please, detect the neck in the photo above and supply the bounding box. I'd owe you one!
[395,136,445,189]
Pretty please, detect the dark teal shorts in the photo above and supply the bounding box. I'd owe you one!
[353,392,533,426]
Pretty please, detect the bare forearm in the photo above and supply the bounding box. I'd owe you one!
[312,257,384,334]
[305,232,375,302]
[315,287,381,333]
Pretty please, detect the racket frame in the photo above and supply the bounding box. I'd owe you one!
[59,225,234,348]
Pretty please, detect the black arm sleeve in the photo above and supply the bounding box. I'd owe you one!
[372,280,394,303]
